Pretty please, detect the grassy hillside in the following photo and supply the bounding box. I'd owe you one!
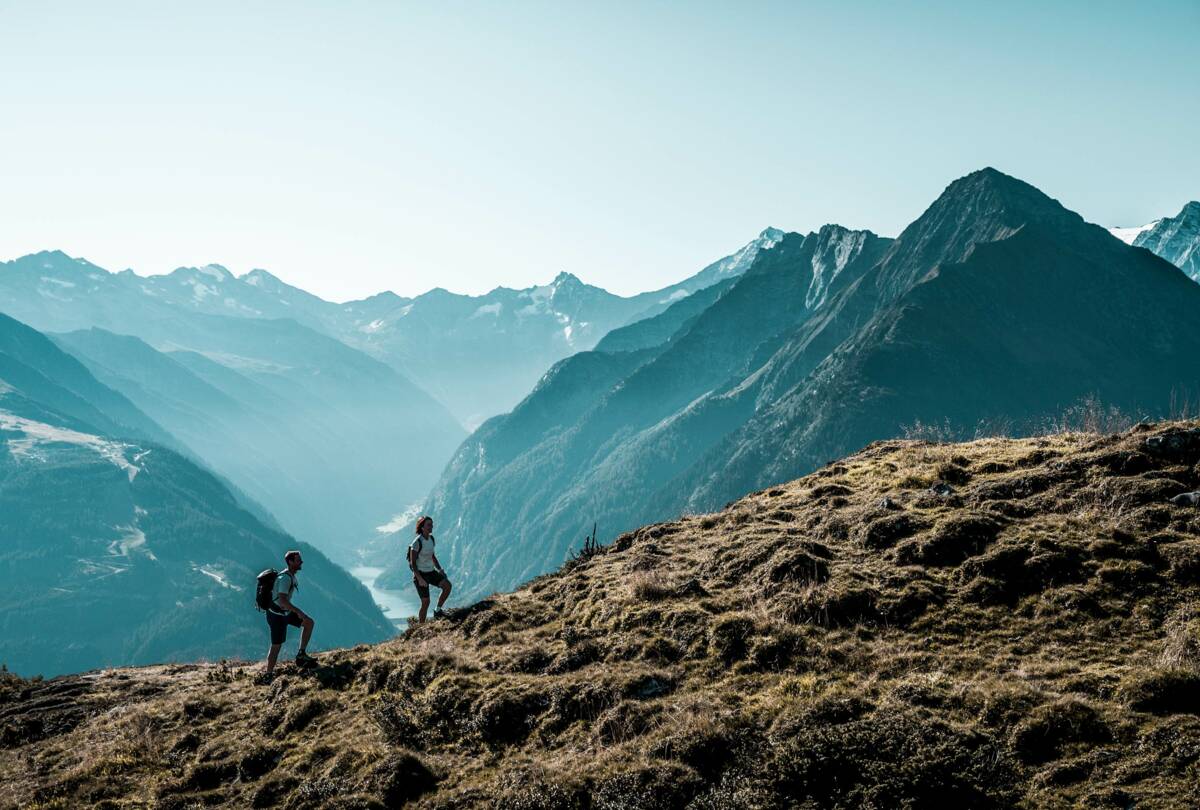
[3,423,1200,808]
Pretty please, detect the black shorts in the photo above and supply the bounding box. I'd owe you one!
[413,569,448,599]
[266,610,303,644]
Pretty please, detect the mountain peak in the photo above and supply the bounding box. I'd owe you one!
[551,271,582,286]
[170,264,234,283]
[942,166,1052,205]
[241,268,281,288]
[873,169,1084,300]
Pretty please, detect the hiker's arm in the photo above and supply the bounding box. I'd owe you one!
[276,593,308,621]
[409,547,427,585]
[431,552,444,573]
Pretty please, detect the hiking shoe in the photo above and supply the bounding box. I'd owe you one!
[295,651,317,668]
[433,609,447,619]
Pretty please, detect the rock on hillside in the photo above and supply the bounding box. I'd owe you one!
[4,423,1200,808]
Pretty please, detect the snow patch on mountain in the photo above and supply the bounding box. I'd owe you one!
[195,564,239,590]
[806,226,872,310]
[108,525,155,560]
[1109,221,1160,244]
[472,302,503,318]
[712,227,786,278]
[376,503,423,534]
[198,265,230,282]
[0,410,144,482]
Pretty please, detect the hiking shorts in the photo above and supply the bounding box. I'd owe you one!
[266,610,303,645]
[413,569,448,599]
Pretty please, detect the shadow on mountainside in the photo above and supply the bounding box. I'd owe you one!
[3,422,1200,808]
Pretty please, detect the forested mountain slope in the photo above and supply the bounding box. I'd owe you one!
[0,315,393,677]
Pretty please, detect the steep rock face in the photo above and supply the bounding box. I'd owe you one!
[421,225,890,598]
[673,171,1200,514]
[4,426,1200,808]
[0,316,392,677]
[1134,201,1200,282]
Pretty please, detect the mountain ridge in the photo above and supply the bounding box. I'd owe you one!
[422,168,1200,602]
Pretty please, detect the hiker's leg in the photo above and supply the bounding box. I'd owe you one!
[436,580,452,609]
[299,616,314,653]
[418,597,430,623]
[266,643,282,674]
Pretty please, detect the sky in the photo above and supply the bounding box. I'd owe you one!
[0,1,1197,302]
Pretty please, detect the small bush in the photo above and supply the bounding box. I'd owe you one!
[709,615,756,664]
[493,768,587,810]
[238,745,282,781]
[282,696,328,733]
[1009,699,1111,764]
[770,709,1018,807]
[592,763,704,810]
[371,694,423,744]
[628,572,673,602]
[470,687,549,746]
[370,751,437,805]
[1161,611,1200,670]
[595,700,660,744]
[251,775,299,808]
[1119,669,1200,715]
[896,513,1004,566]
[858,514,927,550]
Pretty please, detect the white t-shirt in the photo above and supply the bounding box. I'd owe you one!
[271,571,297,612]
[410,535,437,573]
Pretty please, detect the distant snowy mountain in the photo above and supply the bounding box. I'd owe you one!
[0,254,466,563]
[1131,201,1200,282]
[1108,220,1160,245]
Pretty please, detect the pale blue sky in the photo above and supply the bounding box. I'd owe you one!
[0,1,1196,301]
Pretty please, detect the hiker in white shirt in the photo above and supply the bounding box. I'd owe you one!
[408,515,452,622]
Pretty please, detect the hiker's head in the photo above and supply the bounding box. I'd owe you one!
[415,515,433,536]
[284,550,303,571]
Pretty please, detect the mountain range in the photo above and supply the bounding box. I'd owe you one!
[0,312,393,677]
[0,230,781,563]
[416,169,1200,600]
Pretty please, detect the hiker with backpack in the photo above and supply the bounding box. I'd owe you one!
[257,550,316,680]
[409,515,451,622]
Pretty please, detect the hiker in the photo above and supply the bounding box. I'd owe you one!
[263,550,316,678]
[409,515,451,622]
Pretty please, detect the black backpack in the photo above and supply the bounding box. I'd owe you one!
[256,568,279,611]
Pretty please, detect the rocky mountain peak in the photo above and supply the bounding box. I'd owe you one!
[551,270,583,288]
[1133,199,1200,281]
[873,168,1085,300]
[241,268,281,288]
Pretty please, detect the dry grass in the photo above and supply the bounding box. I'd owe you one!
[3,422,1200,808]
